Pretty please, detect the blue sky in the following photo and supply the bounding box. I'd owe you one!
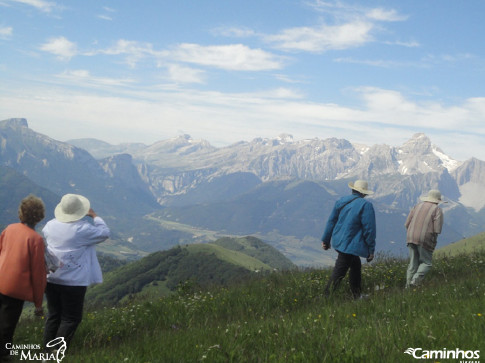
[1,0,485,161]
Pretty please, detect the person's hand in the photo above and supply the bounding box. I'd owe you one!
[34,307,44,317]
[366,254,374,263]
[322,241,330,250]
[86,208,97,218]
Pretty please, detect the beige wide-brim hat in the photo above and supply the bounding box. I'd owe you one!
[420,189,444,204]
[348,179,374,195]
[55,194,90,222]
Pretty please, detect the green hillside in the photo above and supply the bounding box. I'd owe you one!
[211,235,295,270]
[435,231,485,257]
[15,245,484,362]
[86,236,295,306]
[185,244,272,271]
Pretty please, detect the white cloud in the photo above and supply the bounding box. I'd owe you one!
[274,74,306,84]
[308,1,407,22]
[356,87,485,133]
[365,8,407,22]
[266,21,374,52]
[3,0,56,12]
[97,6,116,21]
[91,39,156,67]
[56,69,136,87]
[1,84,485,161]
[423,53,474,64]
[39,36,77,60]
[80,39,285,72]
[383,40,420,48]
[170,43,284,71]
[0,26,13,39]
[263,2,408,53]
[334,52,473,69]
[167,64,205,84]
[333,57,425,68]
[212,26,258,38]
[100,39,155,57]
[97,14,112,21]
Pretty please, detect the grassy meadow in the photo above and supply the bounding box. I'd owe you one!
[13,247,485,362]
[435,231,485,257]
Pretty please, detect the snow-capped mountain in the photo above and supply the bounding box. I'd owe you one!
[2,118,484,265]
[72,131,468,205]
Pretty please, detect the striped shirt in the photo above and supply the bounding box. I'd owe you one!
[405,201,443,252]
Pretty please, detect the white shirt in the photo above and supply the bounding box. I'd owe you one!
[42,217,110,286]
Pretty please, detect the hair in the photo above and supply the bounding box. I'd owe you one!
[18,194,45,227]
[351,190,366,198]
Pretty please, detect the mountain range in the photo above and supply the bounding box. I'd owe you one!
[1,117,484,266]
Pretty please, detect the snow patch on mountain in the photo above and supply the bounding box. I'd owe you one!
[276,134,294,144]
[432,146,461,172]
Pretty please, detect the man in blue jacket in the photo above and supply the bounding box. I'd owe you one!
[322,179,376,299]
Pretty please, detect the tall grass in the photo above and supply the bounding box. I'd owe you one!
[13,251,485,362]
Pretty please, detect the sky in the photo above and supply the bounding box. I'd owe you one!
[1,0,485,161]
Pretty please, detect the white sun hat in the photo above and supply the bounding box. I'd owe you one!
[54,194,90,222]
[420,189,444,204]
[348,179,374,195]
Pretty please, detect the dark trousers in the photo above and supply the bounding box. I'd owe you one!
[43,283,87,350]
[0,293,24,357]
[325,251,362,298]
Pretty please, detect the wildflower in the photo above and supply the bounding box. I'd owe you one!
[352,313,356,318]
[478,313,483,317]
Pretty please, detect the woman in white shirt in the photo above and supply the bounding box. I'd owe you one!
[42,194,110,351]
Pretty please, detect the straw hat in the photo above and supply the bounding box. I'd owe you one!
[348,180,374,195]
[54,194,90,222]
[420,189,443,204]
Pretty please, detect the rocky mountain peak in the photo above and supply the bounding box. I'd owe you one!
[396,133,445,174]
[453,157,485,184]
[400,133,432,153]
[1,118,29,128]
[100,153,141,182]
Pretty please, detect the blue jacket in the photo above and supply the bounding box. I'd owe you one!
[322,193,376,258]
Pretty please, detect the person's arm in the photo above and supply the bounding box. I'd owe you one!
[433,207,443,234]
[321,203,339,249]
[362,202,376,261]
[29,236,47,314]
[404,206,415,229]
[86,208,97,219]
[0,229,5,255]
[78,208,110,246]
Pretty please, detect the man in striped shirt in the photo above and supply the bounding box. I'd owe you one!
[405,189,444,288]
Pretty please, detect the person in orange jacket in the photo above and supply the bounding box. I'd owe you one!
[0,195,47,359]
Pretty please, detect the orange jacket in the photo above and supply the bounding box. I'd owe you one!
[0,223,46,308]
